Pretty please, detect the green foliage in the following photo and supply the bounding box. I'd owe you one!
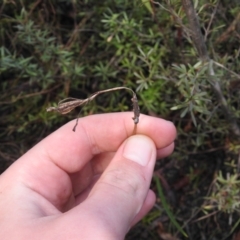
[171,61,212,125]
[155,176,188,237]
[205,171,240,214]
[1,0,240,238]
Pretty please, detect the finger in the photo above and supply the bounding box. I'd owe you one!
[23,113,176,173]
[71,142,175,197]
[5,113,175,212]
[64,135,157,238]
[157,142,175,159]
[131,189,156,226]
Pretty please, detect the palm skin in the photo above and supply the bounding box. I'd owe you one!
[0,113,176,240]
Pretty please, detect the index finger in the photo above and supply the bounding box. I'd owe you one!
[24,112,176,173]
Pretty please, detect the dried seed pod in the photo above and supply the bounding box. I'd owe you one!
[46,87,140,131]
[131,94,140,124]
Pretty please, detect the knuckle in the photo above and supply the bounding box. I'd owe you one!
[102,167,146,197]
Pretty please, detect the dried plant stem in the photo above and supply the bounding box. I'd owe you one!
[181,0,208,61]
[181,0,240,138]
[46,87,140,131]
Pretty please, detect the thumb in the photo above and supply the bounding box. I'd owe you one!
[84,135,157,238]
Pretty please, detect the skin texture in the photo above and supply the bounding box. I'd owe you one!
[0,113,176,240]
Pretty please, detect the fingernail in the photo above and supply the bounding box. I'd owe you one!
[123,135,154,166]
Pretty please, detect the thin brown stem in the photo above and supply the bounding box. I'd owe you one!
[181,0,209,61]
[46,87,140,131]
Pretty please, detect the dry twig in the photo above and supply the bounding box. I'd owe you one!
[46,87,140,131]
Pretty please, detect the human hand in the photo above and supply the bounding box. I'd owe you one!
[0,113,176,240]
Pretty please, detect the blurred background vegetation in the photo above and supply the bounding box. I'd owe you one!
[1,0,240,239]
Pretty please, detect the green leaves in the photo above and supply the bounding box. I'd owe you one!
[93,62,118,82]
[205,171,240,214]
[171,62,211,126]
[155,176,188,237]
[141,0,154,15]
